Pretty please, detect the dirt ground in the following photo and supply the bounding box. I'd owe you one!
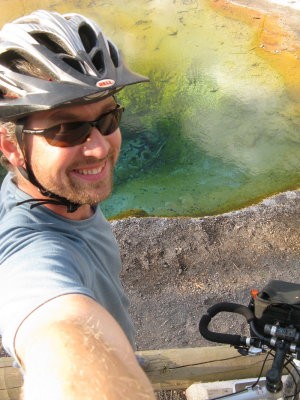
[111,189,300,352]
[111,190,299,398]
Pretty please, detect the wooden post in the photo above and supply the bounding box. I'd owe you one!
[136,345,271,391]
[0,345,271,398]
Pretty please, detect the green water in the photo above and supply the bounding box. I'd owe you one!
[2,0,300,217]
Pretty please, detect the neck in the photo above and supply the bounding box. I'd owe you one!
[15,171,94,220]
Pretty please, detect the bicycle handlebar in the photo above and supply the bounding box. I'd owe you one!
[199,302,255,346]
[199,296,300,396]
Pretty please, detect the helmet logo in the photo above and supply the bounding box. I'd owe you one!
[96,79,115,88]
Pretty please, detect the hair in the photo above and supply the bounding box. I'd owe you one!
[0,60,47,170]
[0,121,16,171]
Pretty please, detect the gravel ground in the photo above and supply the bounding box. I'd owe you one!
[112,190,299,398]
[112,190,300,352]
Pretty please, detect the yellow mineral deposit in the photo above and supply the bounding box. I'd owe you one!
[207,0,300,102]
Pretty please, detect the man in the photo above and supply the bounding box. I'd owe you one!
[0,10,155,400]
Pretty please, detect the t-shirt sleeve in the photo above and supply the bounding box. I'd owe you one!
[0,235,95,360]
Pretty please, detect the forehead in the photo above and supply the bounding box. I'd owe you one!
[25,96,116,128]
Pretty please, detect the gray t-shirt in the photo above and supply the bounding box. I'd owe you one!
[0,173,134,360]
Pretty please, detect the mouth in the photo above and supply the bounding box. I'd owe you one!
[73,165,105,175]
[70,160,108,181]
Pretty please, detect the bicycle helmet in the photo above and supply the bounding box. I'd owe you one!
[0,10,149,212]
[0,10,148,120]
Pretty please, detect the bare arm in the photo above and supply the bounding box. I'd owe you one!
[15,294,155,400]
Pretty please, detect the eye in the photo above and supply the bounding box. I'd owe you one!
[59,122,82,133]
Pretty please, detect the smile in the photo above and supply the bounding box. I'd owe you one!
[74,166,104,175]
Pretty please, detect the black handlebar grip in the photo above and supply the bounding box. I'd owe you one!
[199,302,254,346]
[207,302,254,323]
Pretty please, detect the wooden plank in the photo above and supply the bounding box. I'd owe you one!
[136,346,271,390]
[0,358,23,400]
[0,345,271,397]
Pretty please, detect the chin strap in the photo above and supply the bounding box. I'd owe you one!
[16,197,81,212]
[14,119,81,213]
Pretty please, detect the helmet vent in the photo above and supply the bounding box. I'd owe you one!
[31,33,68,55]
[0,87,18,99]
[0,50,27,71]
[62,57,85,74]
[107,40,119,68]
[91,50,104,72]
[0,50,51,80]
[78,23,97,53]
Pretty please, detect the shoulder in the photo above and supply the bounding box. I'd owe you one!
[0,204,89,268]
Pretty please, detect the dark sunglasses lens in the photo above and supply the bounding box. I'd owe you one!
[96,107,123,136]
[44,122,90,147]
[30,105,123,147]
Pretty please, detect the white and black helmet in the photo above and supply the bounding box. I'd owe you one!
[0,10,148,120]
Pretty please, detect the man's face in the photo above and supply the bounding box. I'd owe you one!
[23,96,122,205]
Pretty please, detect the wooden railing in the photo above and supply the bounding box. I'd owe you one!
[0,345,271,399]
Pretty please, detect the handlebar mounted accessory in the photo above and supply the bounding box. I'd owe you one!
[252,280,300,337]
[199,280,300,396]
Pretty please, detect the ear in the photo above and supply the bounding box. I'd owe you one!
[0,127,25,167]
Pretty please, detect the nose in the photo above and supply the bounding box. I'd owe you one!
[81,126,110,158]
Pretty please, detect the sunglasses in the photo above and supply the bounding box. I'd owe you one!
[22,104,124,147]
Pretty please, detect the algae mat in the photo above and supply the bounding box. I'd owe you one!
[0,0,299,217]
